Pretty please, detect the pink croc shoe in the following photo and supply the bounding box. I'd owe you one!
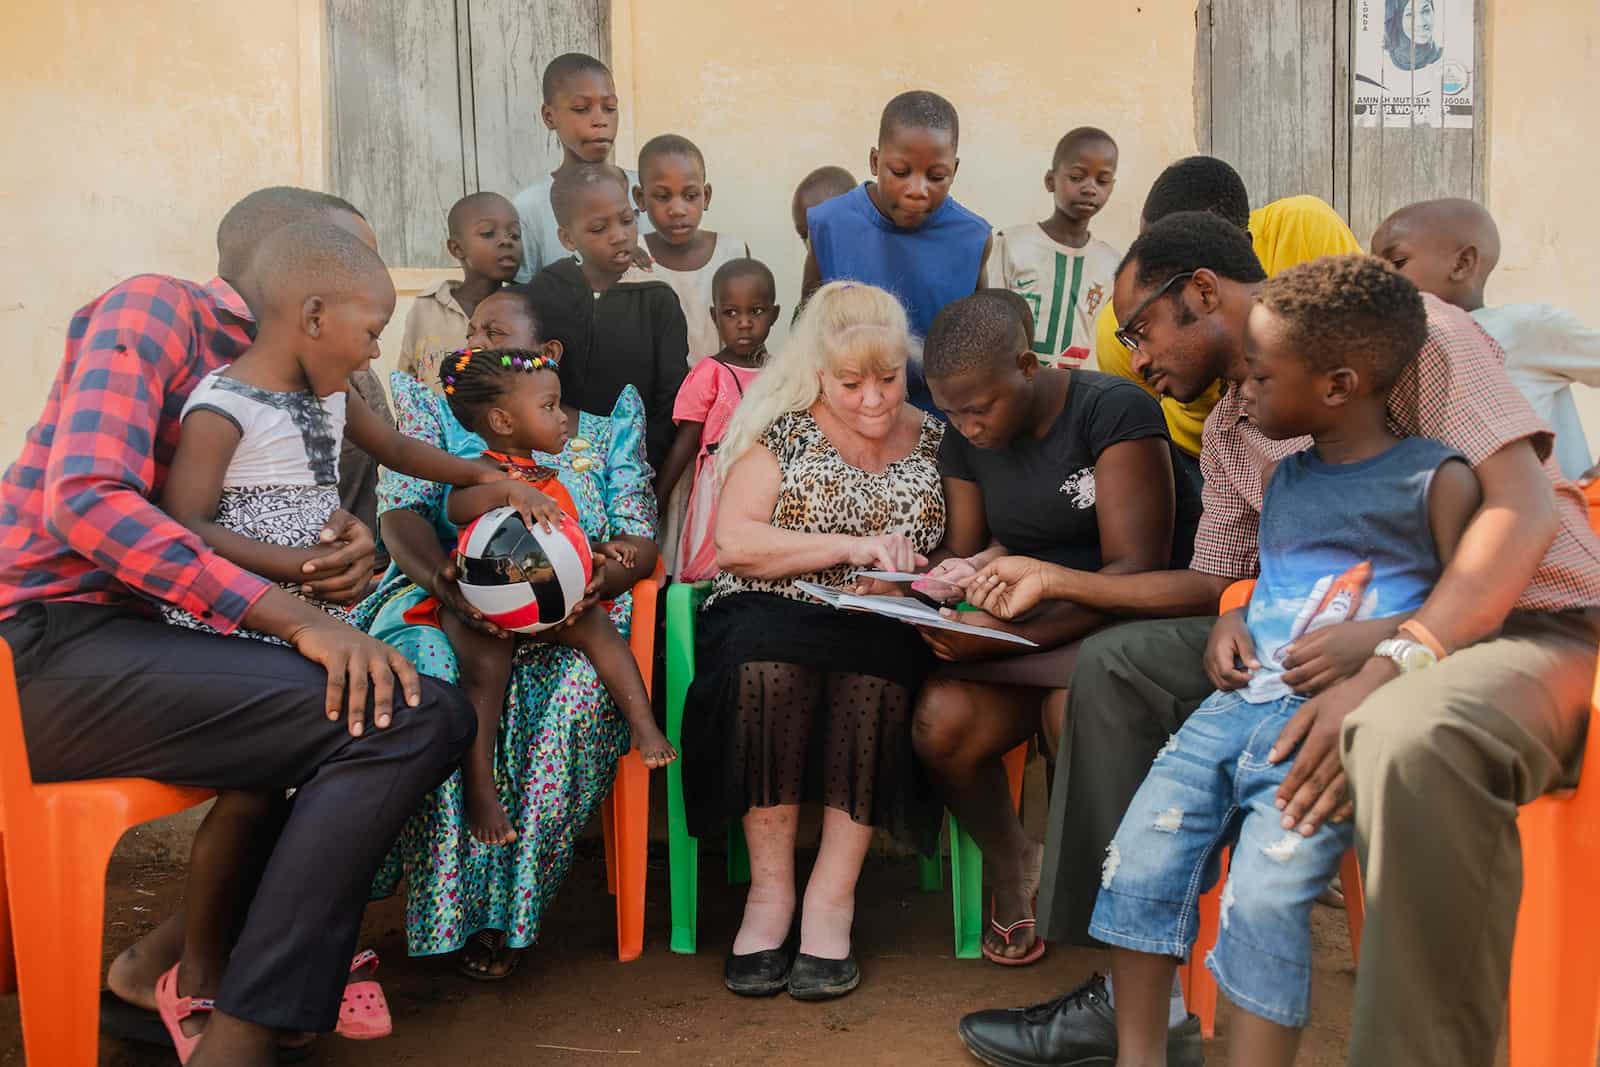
[154,963,214,1064]
[337,949,393,1040]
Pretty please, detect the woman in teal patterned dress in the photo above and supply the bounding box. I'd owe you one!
[353,367,657,979]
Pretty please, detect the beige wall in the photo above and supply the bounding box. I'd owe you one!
[1482,0,1600,436]
[0,0,326,456]
[3,0,1597,460]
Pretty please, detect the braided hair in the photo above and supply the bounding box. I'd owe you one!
[440,347,560,434]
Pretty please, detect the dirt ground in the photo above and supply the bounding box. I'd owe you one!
[0,833,1358,1067]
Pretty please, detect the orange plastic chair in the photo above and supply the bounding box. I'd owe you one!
[600,559,664,963]
[1177,578,1363,1039]
[0,639,216,1067]
[1501,491,1600,1064]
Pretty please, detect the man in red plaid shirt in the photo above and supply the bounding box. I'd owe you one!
[0,188,473,1065]
[957,213,1600,1067]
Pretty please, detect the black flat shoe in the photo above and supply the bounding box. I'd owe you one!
[786,951,860,1001]
[957,974,1204,1067]
[724,942,797,996]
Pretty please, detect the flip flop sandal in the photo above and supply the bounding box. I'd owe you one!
[154,964,213,1065]
[456,929,522,982]
[336,949,392,1040]
[981,916,1047,967]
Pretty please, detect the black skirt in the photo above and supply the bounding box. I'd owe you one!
[681,592,942,853]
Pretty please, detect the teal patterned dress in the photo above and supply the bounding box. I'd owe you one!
[355,374,655,957]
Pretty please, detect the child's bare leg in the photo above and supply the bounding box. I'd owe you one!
[1109,948,1177,1067]
[557,608,676,767]
[441,612,516,845]
[1229,1008,1303,1066]
[170,790,282,1037]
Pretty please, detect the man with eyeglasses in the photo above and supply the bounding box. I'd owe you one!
[956,211,1600,1067]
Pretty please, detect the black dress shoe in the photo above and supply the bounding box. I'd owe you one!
[957,973,1204,1067]
[786,951,861,1001]
[724,941,797,996]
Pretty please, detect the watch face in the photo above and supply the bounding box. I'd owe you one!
[1400,644,1436,672]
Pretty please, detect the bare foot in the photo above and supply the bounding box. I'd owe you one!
[982,838,1045,962]
[108,914,184,1011]
[464,776,516,845]
[632,721,678,769]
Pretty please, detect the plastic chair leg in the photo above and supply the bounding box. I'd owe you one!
[1508,804,1600,1066]
[727,822,751,885]
[948,742,1031,960]
[0,831,15,994]
[665,744,699,955]
[8,817,124,1067]
[602,792,619,897]
[665,582,702,955]
[949,814,984,959]
[1340,848,1364,967]
[605,751,648,963]
[1181,847,1228,1039]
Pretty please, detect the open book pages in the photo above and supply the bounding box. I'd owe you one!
[794,581,1039,648]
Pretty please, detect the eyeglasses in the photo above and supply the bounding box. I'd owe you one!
[1114,271,1196,352]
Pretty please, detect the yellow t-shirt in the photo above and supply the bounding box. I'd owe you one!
[1094,195,1362,456]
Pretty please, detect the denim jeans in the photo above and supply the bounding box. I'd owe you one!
[1089,688,1353,1028]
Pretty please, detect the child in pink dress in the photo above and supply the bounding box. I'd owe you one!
[656,258,779,581]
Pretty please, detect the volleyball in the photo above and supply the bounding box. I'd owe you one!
[454,506,594,633]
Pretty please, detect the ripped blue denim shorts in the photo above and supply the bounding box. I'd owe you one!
[1088,689,1353,1028]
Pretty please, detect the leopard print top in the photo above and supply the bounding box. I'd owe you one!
[707,408,946,606]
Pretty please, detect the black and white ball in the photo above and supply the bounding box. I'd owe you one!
[455,506,593,633]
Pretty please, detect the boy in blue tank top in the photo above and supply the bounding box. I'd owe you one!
[803,90,992,415]
[1089,256,1482,1066]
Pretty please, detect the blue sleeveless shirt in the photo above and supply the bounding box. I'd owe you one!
[808,184,991,414]
[1243,436,1463,703]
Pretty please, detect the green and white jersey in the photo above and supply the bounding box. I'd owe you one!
[995,224,1121,370]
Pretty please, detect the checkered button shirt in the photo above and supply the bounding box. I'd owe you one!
[0,275,274,632]
[1191,293,1600,613]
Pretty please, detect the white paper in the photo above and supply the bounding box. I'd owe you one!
[795,581,1039,647]
[852,570,924,582]
[1354,0,1474,129]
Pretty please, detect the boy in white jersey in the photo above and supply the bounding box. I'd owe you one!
[994,128,1122,370]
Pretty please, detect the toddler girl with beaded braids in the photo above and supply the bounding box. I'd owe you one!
[425,346,676,845]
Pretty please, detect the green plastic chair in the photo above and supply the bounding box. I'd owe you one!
[665,580,1022,958]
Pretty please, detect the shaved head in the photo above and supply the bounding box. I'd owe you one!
[447,191,517,240]
[216,186,369,284]
[1371,198,1500,311]
[252,219,392,318]
[791,165,857,240]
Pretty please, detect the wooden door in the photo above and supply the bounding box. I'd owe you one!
[1196,0,1486,245]
[326,0,609,267]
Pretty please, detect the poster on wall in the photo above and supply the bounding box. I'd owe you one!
[1353,0,1474,129]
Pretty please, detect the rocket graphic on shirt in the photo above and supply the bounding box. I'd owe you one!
[1245,560,1377,702]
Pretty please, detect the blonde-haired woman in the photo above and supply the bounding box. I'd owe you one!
[683,281,947,1001]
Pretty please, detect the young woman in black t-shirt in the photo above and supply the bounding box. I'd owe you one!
[907,291,1198,965]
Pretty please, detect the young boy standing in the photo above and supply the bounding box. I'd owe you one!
[803,90,991,413]
[790,165,857,243]
[1373,197,1600,482]
[994,127,1121,370]
[1089,255,1480,1066]
[398,191,523,392]
[512,52,652,283]
[633,133,750,366]
[524,162,688,471]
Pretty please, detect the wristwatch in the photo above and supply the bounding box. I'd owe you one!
[1373,637,1438,674]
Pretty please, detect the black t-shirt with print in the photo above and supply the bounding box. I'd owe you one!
[938,370,1201,571]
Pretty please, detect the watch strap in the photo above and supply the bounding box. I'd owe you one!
[1398,619,1448,661]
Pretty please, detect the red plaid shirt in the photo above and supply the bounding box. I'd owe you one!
[1192,294,1600,613]
[0,275,273,632]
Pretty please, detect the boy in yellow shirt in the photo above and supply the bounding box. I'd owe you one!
[1093,157,1359,485]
